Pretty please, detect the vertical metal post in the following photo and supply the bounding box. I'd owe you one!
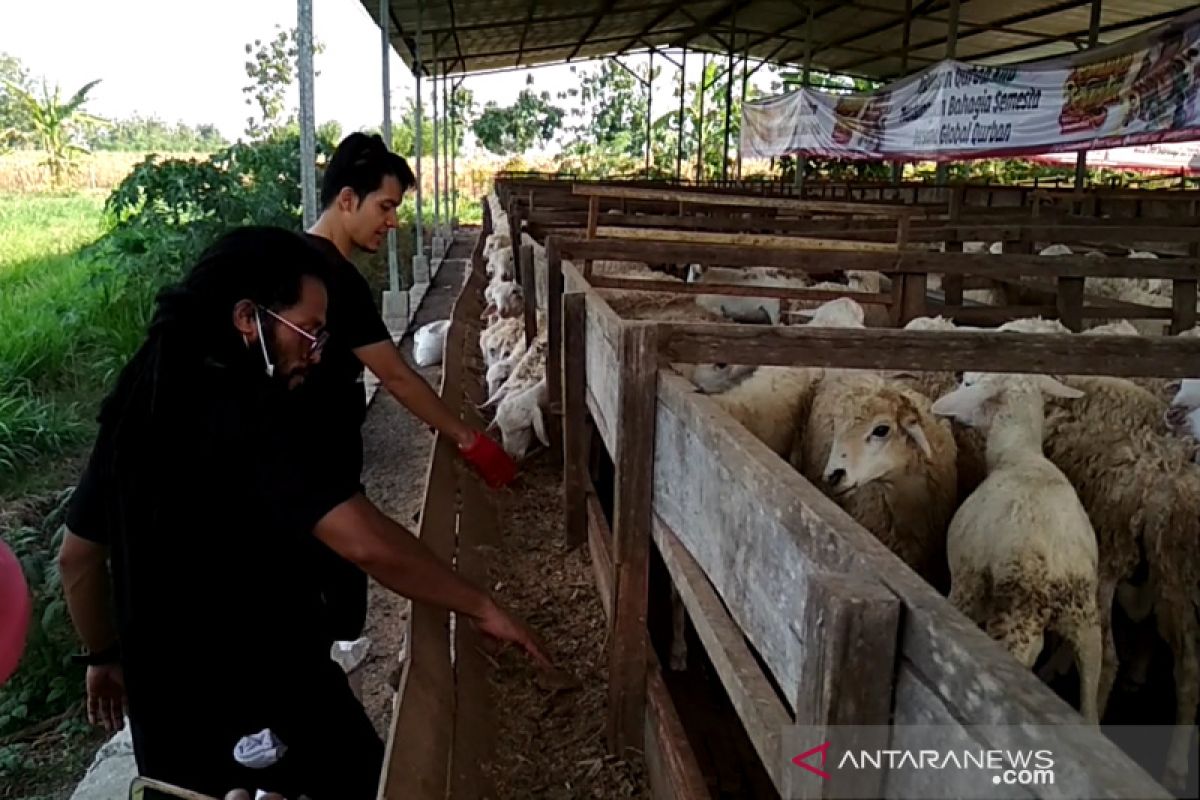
[432,47,441,237]
[722,7,736,182]
[380,0,399,292]
[676,47,686,181]
[645,51,654,175]
[893,0,912,185]
[413,0,425,260]
[297,0,317,229]
[696,53,707,181]
[935,0,959,187]
[738,45,749,179]
[796,1,813,194]
[443,67,451,228]
[451,78,459,223]
[1075,0,1103,190]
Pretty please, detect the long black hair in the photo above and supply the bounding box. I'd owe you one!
[97,225,331,428]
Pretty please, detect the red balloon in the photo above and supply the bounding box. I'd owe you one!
[0,539,31,686]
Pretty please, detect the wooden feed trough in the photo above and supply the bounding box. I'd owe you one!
[376,235,500,800]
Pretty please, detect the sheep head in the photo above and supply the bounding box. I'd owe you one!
[931,373,1083,431]
[493,379,550,458]
[689,363,757,394]
[822,388,934,496]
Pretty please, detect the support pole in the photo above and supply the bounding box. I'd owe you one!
[892,0,912,186]
[432,47,441,250]
[696,53,707,182]
[452,79,460,223]
[738,46,749,180]
[379,0,405,325]
[721,7,736,183]
[645,51,653,176]
[412,0,428,283]
[796,1,813,194]
[297,0,317,229]
[935,0,959,188]
[676,47,686,182]
[1075,0,1103,191]
[443,67,451,230]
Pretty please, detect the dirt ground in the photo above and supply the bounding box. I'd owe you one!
[357,234,649,798]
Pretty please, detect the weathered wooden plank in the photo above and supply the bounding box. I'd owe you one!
[886,666,1036,800]
[587,275,891,306]
[449,472,498,800]
[652,515,794,790]
[573,183,917,216]
[587,489,614,620]
[379,333,463,800]
[1056,276,1085,332]
[645,664,711,800]
[554,237,1200,279]
[658,324,1200,379]
[546,238,565,461]
[607,322,659,757]
[651,373,1170,799]
[1172,279,1197,334]
[788,573,900,800]
[583,297,620,458]
[563,292,589,549]
[519,243,537,348]
[594,226,911,253]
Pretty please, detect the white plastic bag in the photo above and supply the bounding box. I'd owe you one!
[414,320,450,367]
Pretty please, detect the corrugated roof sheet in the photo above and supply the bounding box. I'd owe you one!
[360,0,1199,78]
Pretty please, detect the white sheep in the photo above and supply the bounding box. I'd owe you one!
[931,372,1102,724]
[413,320,450,367]
[1039,243,1074,257]
[686,264,810,325]
[795,372,958,591]
[487,247,515,282]
[483,280,523,319]
[790,296,866,328]
[479,317,523,370]
[489,378,550,459]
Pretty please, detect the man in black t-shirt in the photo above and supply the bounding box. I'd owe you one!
[58,227,549,799]
[301,133,518,644]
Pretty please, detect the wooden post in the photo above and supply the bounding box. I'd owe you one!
[563,292,589,548]
[519,243,536,348]
[585,194,599,279]
[607,322,659,758]
[507,197,522,283]
[547,238,565,461]
[943,187,965,305]
[786,573,900,800]
[1171,279,1197,334]
[1056,275,1085,332]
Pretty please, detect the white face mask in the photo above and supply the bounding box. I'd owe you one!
[253,308,275,378]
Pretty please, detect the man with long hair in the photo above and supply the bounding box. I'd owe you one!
[58,227,548,799]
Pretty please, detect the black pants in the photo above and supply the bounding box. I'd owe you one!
[129,659,383,800]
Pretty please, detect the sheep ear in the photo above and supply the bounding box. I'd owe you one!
[1033,375,1084,399]
[900,415,933,459]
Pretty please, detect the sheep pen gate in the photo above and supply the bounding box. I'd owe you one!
[546,235,1200,800]
[377,243,499,800]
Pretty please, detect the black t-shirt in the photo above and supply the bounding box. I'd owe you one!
[299,234,391,428]
[65,354,359,720]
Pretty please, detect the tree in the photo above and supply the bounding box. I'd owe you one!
[471,84,563,156]
[3,77,107,187]
[87,114,228,153]
[389,99,434,159]
[242,25,324,140]
[0,52,33,151]
[448,86,475,155]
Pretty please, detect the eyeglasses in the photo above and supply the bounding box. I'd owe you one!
[257,305,329,356]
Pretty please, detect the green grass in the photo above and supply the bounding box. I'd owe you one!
[0,193,138,497]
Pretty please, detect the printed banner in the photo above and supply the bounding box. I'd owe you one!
[741,8,1200,162]
[1030,140,1200,172]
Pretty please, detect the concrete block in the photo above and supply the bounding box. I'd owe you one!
[382,289,409,334]
[412,254,430,285]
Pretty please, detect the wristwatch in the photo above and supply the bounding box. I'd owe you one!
[71,641,121,666]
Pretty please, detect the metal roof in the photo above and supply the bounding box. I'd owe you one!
[363,0,1198,79]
